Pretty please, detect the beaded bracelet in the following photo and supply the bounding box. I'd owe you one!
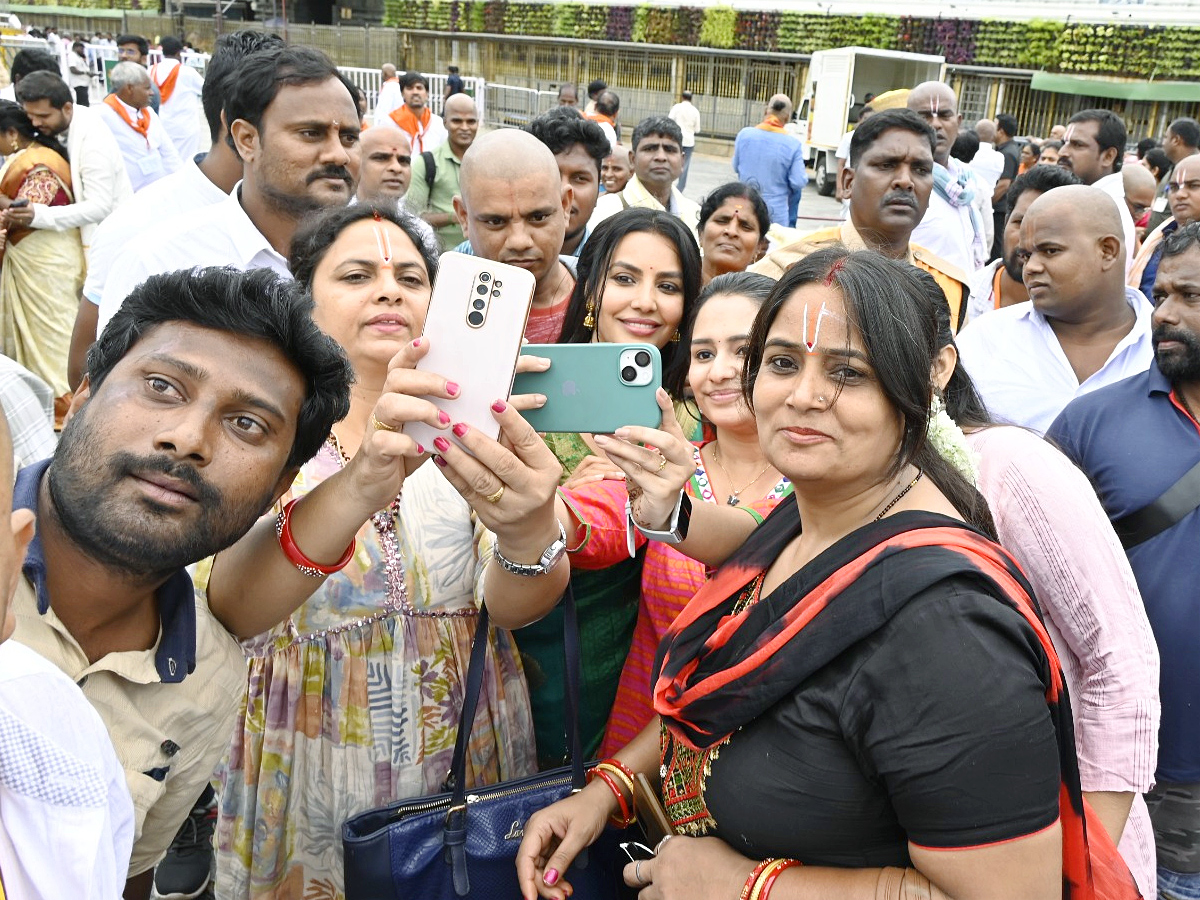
[751,859,802,900]
[586,765,636,828]
[275,499,356,578]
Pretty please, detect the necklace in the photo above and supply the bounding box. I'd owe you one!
[874,470,923,522]
[711,444,775,507]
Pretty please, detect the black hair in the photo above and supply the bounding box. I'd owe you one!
[586,79,607,99]
[663,271,775,400]
[14,72,72,110]
[595,90,620,117]
[0,99,68,162]
[741,247,995,535]
[559,208,702,377]
[87,267,353,470]
[698,181,770,239]
[448,65,459,74]
[1169,117,1200,150]
[1135,137,1159,159]
[914,267,992,431]
[399,71,429,91]
[160,35,184,57]
[849,108,935,167]
[9,48,59,84]
[1004,164,1081,223]
[1041,139,1063,153]
[71,41,85,54]
[224,45,342,152]
[116,34,149,57]
[203,30,286,143]
[632,115,682,150]
[681,90,693,101]
[1068,108,1127,172]
[289,203,439,292]
[1160,220,1200,260]
[1022,140,1041,158]
[949,129,979,164]
[995,113,1019,139]
[1144,147,1172,181]
[524,108,610,172]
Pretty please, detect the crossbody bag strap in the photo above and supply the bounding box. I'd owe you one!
[422,150,436,193]
[1113,456,1200,549]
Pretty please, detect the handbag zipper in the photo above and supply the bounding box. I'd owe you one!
[388,772,578,821]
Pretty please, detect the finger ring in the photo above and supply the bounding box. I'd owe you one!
[370,413,396,432]
[483,485,505,504]
[654,834,673,855]
[655,453,667,473]
[635,859,648,886]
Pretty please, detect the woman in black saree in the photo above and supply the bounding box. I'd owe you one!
[515,249,1140,900]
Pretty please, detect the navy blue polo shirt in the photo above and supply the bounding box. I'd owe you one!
[13,458,198,683]
[1048,363,1200,781]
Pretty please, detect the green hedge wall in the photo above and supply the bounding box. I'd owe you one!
[380,1,1200,79]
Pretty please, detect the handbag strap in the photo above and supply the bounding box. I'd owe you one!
[1113,456,1200,549]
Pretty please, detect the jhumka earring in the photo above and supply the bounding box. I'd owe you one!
[669,330,680,342]
[583,299,596,330]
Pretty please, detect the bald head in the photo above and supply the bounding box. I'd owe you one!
[357,126,412,201]
[455,130,570,287]
[443,92,476,118]
[907,81,959,164]
[766,94,792,124]
[443,93,479,156]
[381,63,396,80]
[1019,185,1127,321]
[975,119,996,144]
[1123,163,1157,222]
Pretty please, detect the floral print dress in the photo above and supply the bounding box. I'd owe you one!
[209,444,536,900]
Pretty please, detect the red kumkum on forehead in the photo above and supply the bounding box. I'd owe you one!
[373,223,393,263]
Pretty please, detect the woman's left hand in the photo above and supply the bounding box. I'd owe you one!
[431,397,563,543]
[623,836,753,900]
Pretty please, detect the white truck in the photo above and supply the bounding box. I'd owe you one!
[798,47,946,196]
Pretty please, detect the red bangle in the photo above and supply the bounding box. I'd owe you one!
[275,499,356,577]
[587,766,635,827]
[755,859,802,900]
[740,859,777,900]
[599,757,638,785]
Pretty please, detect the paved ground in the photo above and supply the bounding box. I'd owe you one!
[678,150,846,229]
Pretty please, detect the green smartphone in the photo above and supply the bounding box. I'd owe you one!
[514,343,662,434]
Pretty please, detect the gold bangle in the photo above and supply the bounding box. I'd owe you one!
[748,859,788,900]
[593,762,635,804]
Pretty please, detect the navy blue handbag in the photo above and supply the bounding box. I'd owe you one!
[342,585,635,899]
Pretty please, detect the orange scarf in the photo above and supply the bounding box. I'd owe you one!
[756,115,788,134]
[150,61,181,105]
[586,111,615,127]
[104,94,151,145]
[388,105,432,152]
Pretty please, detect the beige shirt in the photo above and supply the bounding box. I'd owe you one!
[589,173,701,240]
[11,572,244,875]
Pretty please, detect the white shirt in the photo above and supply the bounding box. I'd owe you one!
[969,143,1006,194]
[97,95,182,193]
[83,158,229,306]
[150,58,206,161]
[0,355,56,470]
[0,641,133,900]
[835,129,853,161]
[1094,170,1137,271]
[30,104,132,252]
[67,50,91,89]
[372,79,403,126]
[912,160,992,274]
[668,100,701,148]
[97,183,291,334]
[956,287,1154,435]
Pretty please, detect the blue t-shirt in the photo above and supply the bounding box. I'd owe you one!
[1047,363,1200,781]
[731,126,808,228]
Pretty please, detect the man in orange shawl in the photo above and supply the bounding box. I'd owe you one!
[381,71,446,155]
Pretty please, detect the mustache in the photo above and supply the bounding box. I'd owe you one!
[112,451,222,505]
[881,191,917,209]
[1153,325,1200,348]
[307,166,353,186]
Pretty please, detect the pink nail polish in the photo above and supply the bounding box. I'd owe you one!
[411,337,422,348]
[415,444,425,455]
[446,381,460,397]
[438,410,451,426]
[544,869,559,886]
[432,454,447,467]
[453,422,468,438]
[491,399,507,413]
[434,436,450,453]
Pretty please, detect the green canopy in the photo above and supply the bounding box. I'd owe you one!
[1032,71,1200,102]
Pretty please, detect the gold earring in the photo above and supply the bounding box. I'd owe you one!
[669,330,680,343]
[7,138,17,154]
[583,299,595,330]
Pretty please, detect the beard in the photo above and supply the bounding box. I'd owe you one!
[1153,324,1200,382]
[47,406,280,579]
[1003,249,1025,283]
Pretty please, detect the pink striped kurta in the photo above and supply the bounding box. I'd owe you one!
[562,444,791,757]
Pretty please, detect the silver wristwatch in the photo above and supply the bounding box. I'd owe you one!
[493,521,567,577]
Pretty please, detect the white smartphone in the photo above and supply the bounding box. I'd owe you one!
[404,252,535,451]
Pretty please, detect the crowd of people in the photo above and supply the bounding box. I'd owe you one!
[0,25,1194,900]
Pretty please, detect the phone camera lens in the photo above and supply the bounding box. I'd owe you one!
[492,289,501,297]
[472,298,486,310]
[634,350,651,367]
[493,280,502,288]
[476,284,488,295]
[479,273,491,283]
[621,366,637,383]
[467,311,485,326]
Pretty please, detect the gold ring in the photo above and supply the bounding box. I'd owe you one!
[370,413,396,432]
[483,485,505,504]
[655,453,668,473]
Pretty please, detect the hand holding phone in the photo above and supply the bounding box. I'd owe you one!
[9,199,29,208]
